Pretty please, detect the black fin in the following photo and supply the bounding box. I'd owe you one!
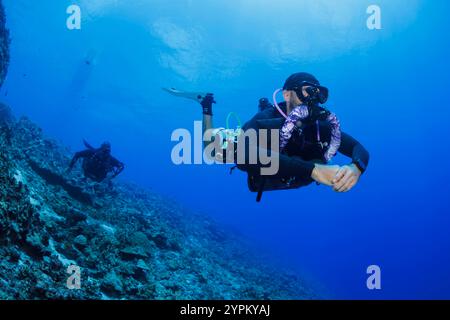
[83,139,95,150]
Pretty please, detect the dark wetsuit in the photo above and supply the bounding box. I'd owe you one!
[236,102,370,192]
[69,149,124,183]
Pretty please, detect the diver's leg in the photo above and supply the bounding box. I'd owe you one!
[202,113,214,149]
[200,94,216,150]
[164,89,219,154]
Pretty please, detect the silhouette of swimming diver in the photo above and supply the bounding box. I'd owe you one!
[68,141,124,183]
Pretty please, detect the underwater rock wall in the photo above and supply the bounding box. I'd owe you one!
[0,0,9,87]
[0,113,316,299]
[0,1,315,299]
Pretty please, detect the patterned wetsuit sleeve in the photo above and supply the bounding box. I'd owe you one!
[280,105,309,151]
[324,112,341,162]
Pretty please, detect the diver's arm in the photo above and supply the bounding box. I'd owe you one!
[333,132,370,192]
[109,157,125,178]
[69,153,81,170]
[337,132,370,173]
[112,162,124,178]
[68,150,92,170]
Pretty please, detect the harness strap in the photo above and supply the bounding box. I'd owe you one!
[256,178,266,202]
[316,120,321,142]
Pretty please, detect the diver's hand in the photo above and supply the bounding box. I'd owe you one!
[332,164,361,192]
[311,164,340,186]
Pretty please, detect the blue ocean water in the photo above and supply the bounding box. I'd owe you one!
[1,0,449,299]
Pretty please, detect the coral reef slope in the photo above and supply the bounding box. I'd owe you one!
[0,109,315,299]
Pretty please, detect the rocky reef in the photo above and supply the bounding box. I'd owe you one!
[0,0,315,300]
[0,0,9,87]
[0,105,316,299]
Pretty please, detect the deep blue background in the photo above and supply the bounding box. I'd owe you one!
[2,0,449,299]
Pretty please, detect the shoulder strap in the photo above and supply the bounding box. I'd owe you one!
[256,178,266,202]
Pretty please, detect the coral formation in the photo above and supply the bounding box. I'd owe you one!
[0,110,316,299]
[0,0,315,300]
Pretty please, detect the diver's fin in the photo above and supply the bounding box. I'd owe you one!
[162,87,210,103]
[83,139,95,150]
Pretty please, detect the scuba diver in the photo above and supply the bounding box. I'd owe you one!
[68,141,125,183]
[165,72,369,201]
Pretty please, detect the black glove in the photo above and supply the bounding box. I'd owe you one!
[200,93,216,116]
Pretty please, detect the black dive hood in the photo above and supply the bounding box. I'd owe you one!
[283,72,329,106]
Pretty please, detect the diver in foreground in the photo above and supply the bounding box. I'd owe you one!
[68,141,125,183]
[165,72,369,201]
